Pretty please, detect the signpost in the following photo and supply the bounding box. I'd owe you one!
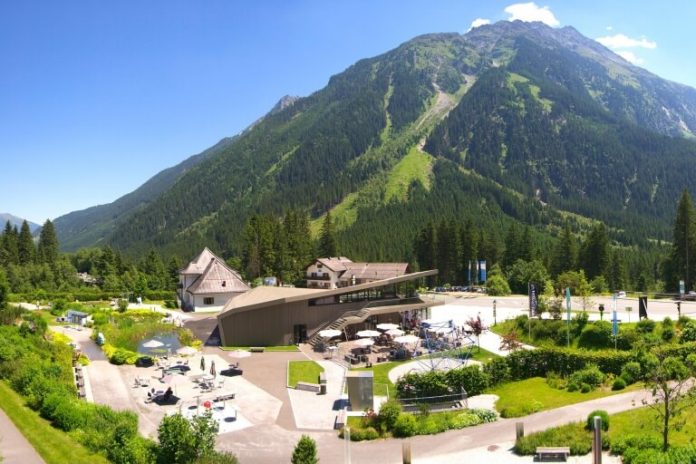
[565,287,571,348]
[680,280,686,299]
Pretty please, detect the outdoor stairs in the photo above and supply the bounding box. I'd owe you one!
[307,308,372,349]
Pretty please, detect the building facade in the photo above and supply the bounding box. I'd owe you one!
[178,248,250,312]
[306,257,409,289]
[216,270,439,346]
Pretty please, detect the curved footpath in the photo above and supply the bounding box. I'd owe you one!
[0,407,45,464]
[228,386,654,463]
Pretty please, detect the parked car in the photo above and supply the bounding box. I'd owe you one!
[617,291,626,298]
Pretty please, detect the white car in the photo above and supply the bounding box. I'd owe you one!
[617,291,626,298]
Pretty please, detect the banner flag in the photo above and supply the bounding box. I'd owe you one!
[467,260,472,285]
[479,260,487,283]
[639,296,648,320]
[529,282,539,316]
[565,287,571,322]
[612,310,618,337]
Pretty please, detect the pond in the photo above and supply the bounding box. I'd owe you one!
[137,332,181,357]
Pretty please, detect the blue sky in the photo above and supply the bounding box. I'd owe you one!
[2,1,695,223]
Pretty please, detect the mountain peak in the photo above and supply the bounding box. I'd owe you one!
[0,213,41,232]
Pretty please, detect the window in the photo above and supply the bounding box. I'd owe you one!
[203,297,214,305]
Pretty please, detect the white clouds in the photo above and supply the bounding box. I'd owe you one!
[595,33,656,66]
[596,33,657,50]
[503,2,560,27]
[469,18,491,30]
[615,50,644,65]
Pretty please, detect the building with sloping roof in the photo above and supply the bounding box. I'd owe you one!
[306,257,409,289]
[179,248,250,312]
[216,269,440,346]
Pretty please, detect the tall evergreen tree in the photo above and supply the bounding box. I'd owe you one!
[579,223,610,280]
[37,219,59,265]
[459,220,478,284]
[414,222,437,287]
[317,212,338,258]
[667,189,696,292]
[606,249,627,292]
[17,221,35,265]
[436,220,459,284]
[552,223,578,276]
[1,222,19,265]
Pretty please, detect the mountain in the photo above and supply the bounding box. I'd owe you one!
[58,21,696,261]
[0,214,41,233]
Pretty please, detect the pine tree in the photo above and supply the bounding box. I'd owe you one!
[459,220,478,285]
[668,189,696,292]
[579,223,610,280]
[37,219,59,265]
[1,222,19,265]
[17,221,35,265]
[318,212,338,258]
[552,223,578,276]
[414,222,437,287]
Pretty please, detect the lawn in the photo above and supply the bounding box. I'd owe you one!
[608,401,696,448]
[489,377,642,417]
[0,381,109,464]
[287,360,324,387]
[221,345,299,352]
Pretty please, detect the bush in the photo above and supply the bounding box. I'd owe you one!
[680,320,696,343]
[578,322,612,349]
[291,435,318,464]
[506,347,632,380]
[636,319,656,334]
[586,410,609,431]
[392,413,418,437]
[568,365,605,389]
[472,408,497,423]
[444,365,489,396]
[377,399,401,431]
[500,400,542,418]
[345,426,379,441]
[580,383,592,393]
[450,412,482,428]
[612,377,626,390]
[610,433,662,455]
[483,357,510,386]
[621,361,642,384]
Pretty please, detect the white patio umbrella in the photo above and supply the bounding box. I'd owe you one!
[227,349,251,359]
[354,338,375,347]
[161,373,188,394]
[394,335,421,345]
[356,330,381,338]
[143,339,164,348]
[376,323,399,331]
[177,346,198,356]
[318,329,342,339]
[385,328,405,337]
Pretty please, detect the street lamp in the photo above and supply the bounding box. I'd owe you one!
[493,299,497,326]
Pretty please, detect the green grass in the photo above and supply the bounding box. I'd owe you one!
[288,360,324,387]
[608,401,696,448]
[384,145,433,203]
[221,345,299,352]
[489,377,642,417]
[0,381,108,464]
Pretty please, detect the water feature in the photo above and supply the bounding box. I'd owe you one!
[137,332,181,356]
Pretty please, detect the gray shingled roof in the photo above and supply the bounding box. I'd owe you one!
[182,248,250,295]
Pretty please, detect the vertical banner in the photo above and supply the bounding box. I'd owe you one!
[639,296,648,320]
[565,287,571,321]
[529,282,539,317]
[680,280,685,298]
[612,309,618,337]
[479,260,487,283]
[467,260,472,286]
[474,260,479,285]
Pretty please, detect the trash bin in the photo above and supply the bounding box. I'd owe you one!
[319,383,327,395]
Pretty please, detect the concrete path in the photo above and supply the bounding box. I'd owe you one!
[0,407,44,464]
[287,360,346,430]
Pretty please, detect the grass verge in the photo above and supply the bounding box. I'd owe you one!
[489,377,642,417]
[288,361,324,388]
[0,381,108,464]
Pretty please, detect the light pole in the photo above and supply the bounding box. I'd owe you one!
[493,299,497,326]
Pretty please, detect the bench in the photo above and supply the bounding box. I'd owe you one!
[249,347,265,353]
[536,447,570,462]
[214,393,236,401]
[296,381,321,393]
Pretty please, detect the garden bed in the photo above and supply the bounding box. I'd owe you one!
[288,361,324,388]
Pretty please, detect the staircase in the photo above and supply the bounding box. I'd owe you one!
[307,307,372,349]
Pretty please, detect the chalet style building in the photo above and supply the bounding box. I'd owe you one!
[305,257,409,289]
[178,248,249,312]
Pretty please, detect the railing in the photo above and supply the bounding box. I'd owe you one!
[307,273,331,280]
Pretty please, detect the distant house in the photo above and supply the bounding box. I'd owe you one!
[66,310,92,326]
[178,248,250,312]
[306,257,409,289]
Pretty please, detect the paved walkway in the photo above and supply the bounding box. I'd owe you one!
[0,407,44,464]
[287,360,347,430]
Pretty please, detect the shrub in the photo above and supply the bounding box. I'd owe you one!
[450,412,482,428]
[621,361,642,384]
[483,357,510,386]
[416,414,449,435]
[377,400,402,431]
[392,413,418,437]
[680,320,696,343]
[545,371,565,390]
[444,365,489,396]
[578,322,612,349]
[568,364,605,389]
[612,377,626,390]
[580,383,592,393]
[345,426,379,441]
[500,400,542,418]
[472,408,497,423]
[291,435,318,464]
[506,347,632,380]
[636,319,656,334]
[610,434,661,455]
[586,410,609,431]
[396,371,449,398]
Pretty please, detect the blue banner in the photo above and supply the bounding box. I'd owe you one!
[612,310,618,337]
[565,287,571,321]
[467,260,472,285]
[479,260,487,283]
